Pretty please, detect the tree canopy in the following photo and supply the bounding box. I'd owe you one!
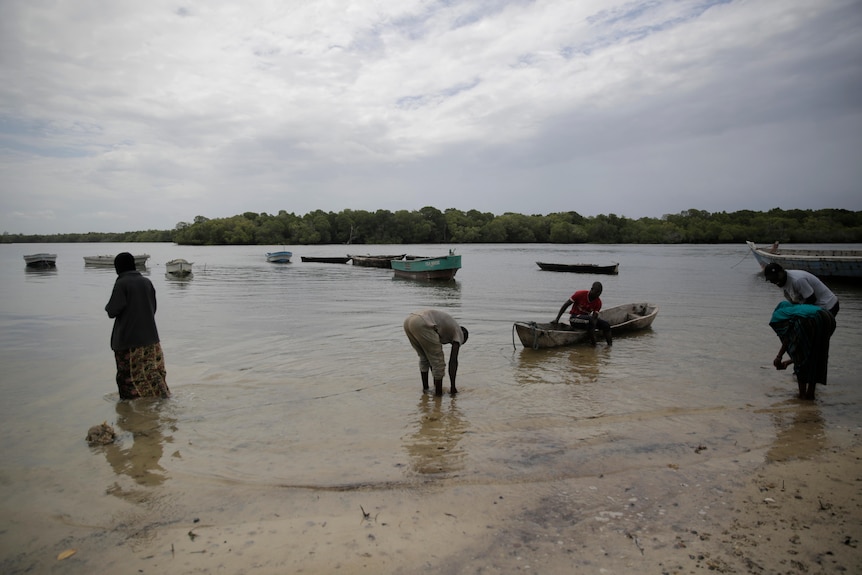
[4,207,861,245]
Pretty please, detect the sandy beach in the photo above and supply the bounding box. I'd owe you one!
[11,427,857,575]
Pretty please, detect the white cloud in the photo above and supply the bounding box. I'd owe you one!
[1,0,860,233]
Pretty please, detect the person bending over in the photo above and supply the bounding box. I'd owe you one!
[403,309,468,396]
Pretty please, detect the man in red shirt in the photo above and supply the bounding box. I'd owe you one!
[553,281,612,346]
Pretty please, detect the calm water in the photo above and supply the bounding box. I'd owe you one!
[1,242,861,557]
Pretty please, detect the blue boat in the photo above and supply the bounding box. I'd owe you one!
[266,251,293,263]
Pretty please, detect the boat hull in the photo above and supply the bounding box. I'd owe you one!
[84,254,150,269]
[266,251,293,263]
[391,255,461,280]
[536,262,619,274]
[166,259,194,276]
[514,303,659,349]
[348,254,405,268]
[746,241,862,279]
[23,253,57,268]
[301,256,352,264]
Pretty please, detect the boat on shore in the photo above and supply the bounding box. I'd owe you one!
[348,254,405,268]
[23,253,57,268]
[746,241,862,279]
[166,258,194,277]
[391,252,461,281]
[84,254,150,269]
[300,256,352,264]
[266,251,293,263]
[536,261,619,274]
[513,302,659,349]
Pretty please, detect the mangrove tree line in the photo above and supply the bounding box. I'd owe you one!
[3,207,861,245]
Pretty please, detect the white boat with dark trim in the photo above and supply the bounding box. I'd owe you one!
[23,253,57,268]
[166,258,194,277]
[746,241,862,279]
[84,254,150,269]
[266,251,293,263]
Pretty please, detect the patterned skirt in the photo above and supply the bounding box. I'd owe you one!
[114,342,170,400]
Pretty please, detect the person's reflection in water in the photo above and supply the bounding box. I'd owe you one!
[104,399,175,500]
[765,402,825,463]
[404,394,468,475]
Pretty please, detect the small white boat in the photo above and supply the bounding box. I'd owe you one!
[266,251,293,263]
[514,303,659,349]
[166,258,194,277]
[23,253,57,268]
[83,254,150,269]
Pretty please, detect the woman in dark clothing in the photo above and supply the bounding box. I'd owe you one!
[105,252,170,399]
[769,301,836,400]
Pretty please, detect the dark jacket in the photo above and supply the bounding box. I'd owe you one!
[105,271,160,351]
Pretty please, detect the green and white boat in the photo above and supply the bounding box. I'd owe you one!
[391,251,461,280]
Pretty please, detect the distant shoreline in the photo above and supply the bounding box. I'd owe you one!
[4,207,861,245]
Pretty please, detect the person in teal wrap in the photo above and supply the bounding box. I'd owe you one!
[769,301,836,400]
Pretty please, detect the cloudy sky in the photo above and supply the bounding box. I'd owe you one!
[1,0,860,234]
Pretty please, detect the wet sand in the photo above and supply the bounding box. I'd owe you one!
[15,433,861,575]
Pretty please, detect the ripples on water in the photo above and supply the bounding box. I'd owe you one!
[2,243,861,494]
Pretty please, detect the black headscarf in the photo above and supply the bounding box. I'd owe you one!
[114,252,136,274]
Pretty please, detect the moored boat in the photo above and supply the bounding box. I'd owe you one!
[514,302,659,349]
[300,256,352,264]
[391,252,461,280]
[746,241,862,279]
[536,261,619,274]
[166,258,194,277]
[84,254,150,269]
[348,254,405,268]
[266,251,293,263]
[23,253,57,268]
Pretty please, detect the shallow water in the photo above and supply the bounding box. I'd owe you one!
[1,242,861,564]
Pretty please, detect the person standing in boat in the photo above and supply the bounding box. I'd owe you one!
[105,252,170,400]
[769,301,836,400]
[763,263,839,317]
[403,309,468,396]
[553,281,612,346]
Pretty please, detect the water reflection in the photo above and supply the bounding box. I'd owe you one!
[164,273,193,289]
[391,276,462,299]
[764,402,825,463]
[24,266,58,279]
[103,399,175,500]
[403,394,468,475]
[513,345,607,386]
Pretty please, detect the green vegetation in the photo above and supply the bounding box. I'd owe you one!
[3,208,861,245]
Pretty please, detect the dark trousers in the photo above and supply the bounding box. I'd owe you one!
[569,314,611,341]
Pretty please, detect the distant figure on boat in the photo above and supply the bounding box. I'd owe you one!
[105,252,170,400]
[763,263,839,317]
[553,281,612,346]
[403,309,468,396]
[769,301,836,400]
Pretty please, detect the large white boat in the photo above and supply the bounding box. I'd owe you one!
[746,241,862,279]
[83,254,150,269]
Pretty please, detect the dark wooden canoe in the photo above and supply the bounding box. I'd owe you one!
[300,256,352,264]
[536,261,619,275]
[348,254,405,268]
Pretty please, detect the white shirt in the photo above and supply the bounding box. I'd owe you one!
[783,270,838,311]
